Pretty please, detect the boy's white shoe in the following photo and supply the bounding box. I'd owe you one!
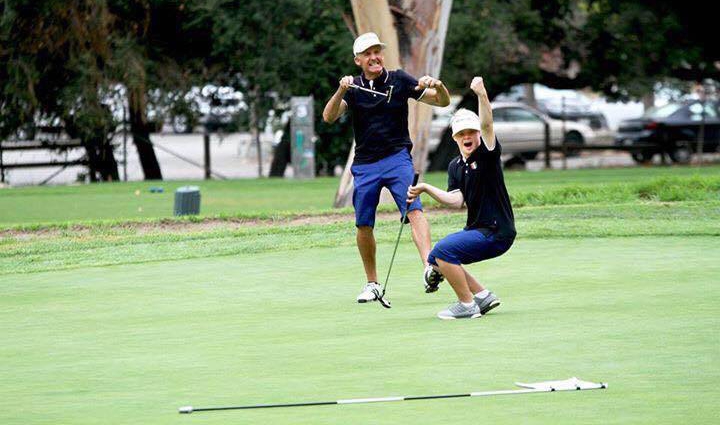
[437,302,482,320]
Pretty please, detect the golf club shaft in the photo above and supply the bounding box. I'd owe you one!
[178,382,607,413]
[382,173,420,293]
[349,83,388,97]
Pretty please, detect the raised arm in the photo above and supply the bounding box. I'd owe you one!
[470,77,495,150]
[322,76,352,123]
[416,75,451,107]
[407,183,464,209]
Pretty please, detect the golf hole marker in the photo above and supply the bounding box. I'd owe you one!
[178,377,607,414]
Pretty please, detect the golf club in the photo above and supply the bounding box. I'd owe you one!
[372,172,420,309]
[348,83,388,97]
[178,377,607,414]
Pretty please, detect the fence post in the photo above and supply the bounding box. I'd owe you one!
[123,104,128,181]
[544,121,551,169]
[0,139,4,183]
[561,96,567,170]
[204,132,211,179]
[697,98,706,165]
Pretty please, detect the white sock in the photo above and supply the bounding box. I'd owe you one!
[475,289,490,299]
[461,301,475,308]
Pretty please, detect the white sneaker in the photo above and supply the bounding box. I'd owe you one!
[357,282,381,303]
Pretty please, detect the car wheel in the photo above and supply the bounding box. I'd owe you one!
[503,156,527,169]
[563,131,584,157]
[668,142,692,164]
[631,150,654,164]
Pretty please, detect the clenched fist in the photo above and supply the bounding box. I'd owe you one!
[415,75,443,91]
[339,76,354,92]
[470,77,487,96]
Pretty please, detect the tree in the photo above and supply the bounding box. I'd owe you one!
[106,0,216,180]
[577,0,719,99]
[198,0,309,177]
[429,0,720,171]
[197,0,356,178]
[1,0,215,181]
[0,0,120,181]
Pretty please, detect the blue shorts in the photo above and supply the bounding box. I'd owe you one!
[428,229,513,266]
[350,149,422,228]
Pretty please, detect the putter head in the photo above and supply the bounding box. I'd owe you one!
[372,288,392,309]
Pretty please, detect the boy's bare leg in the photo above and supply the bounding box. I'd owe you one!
[435,258,473,303]
[464,268,485,294]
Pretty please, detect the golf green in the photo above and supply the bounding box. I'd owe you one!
[1,236,718,424]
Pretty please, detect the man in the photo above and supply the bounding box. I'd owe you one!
[322,32,451,303]
[407,77,516,319]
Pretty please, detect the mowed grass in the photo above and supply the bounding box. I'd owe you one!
[0,164,718,226]
[1,235,718,424]
[1,166,719,424]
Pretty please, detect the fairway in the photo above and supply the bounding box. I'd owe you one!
[2,231,719,424]
[2,166,719,424]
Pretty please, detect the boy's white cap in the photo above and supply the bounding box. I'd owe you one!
[353,32,386,56]
[451,109,482,136]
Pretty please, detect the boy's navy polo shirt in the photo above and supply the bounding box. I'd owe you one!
[343,68,425,164]
[447,139,516,240]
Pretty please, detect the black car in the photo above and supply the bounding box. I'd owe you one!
[615,101,720,164]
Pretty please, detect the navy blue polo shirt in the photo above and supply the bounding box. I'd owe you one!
[448,139,516,240]
[343,68,425,164]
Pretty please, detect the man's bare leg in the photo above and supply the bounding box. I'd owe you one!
[407,210,431,267]
[435,259,473,303]
[356,226,378,282]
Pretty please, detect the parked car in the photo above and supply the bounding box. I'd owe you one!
[615,100,720,163]
[545,110,614,145]
[429,96,461,151]
[491,102,597,159]
[495,84,616,146]
[430,101,597,160]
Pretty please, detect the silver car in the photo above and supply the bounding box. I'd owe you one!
[491,102,597,158]
[430,101,600,160]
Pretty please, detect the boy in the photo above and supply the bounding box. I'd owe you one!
[407,77,515,319]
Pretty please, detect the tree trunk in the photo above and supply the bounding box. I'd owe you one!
[334,0,452,207]
[128,85,163,180]
[250,90,263,177]
[333,141,356,207]
[84,141,100,183]
[269,120,291,177]
[642,92,655,111]
[65,114,119,182]
[99,136,120,181]
[84,136,119,182]
[524,83,537,108]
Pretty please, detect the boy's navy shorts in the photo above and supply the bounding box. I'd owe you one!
[428,229,513,266]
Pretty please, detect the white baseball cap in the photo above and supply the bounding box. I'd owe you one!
[451,109,482,136]
[353,32,386,56]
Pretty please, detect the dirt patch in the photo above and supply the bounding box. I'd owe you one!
[0,208,459,240]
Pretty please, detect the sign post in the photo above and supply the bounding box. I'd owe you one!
[290,96,315,179]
